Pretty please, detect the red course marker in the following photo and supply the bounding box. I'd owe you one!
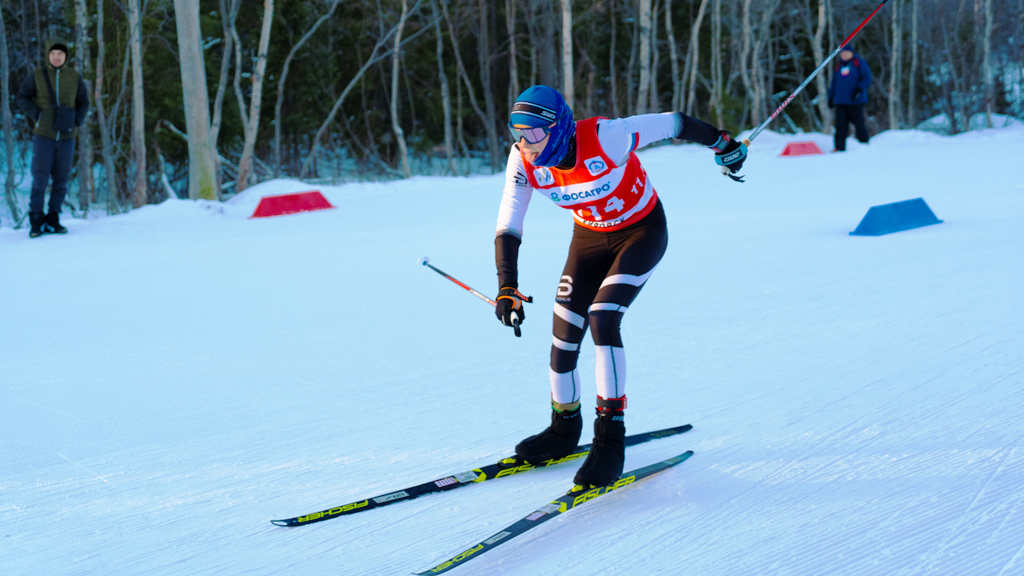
[249,190,335,218]
[780,141,825,156]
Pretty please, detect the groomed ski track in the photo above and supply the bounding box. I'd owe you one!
[3,127,1023,575]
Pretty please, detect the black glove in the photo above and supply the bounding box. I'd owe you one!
[495,287,531,337]
[852,89,862,101]
[711,131,748,183]
[827,97,834,109]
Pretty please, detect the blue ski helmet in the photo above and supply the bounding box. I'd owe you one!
[508,85,575,167]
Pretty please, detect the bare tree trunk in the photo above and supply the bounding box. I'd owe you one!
[738,0,752,125]
[810,0,831,133]
[477,0,501,171]
[507,0,520,98]
[431,0,457,175]
[626,6,638,114]
[74,0,94,212]
[636,0,651,114]
[576,32,597,117]
[32,0,41,66]
[908,0,918,126]
[391,0,412,178]
[665,0,680,112]
[127,0,147,207]
[685,0,710,115]
[236,0,274,193]
[94,0,120,213]
[173,0,218,200]
[939,12,963,133]
[211,0,238,154]
[153,137,177,201]
[711,0,723,124]
[560,0,573,108]
[649,0,660,112]
[608,0,619,117]
[438,0,489,152]
[455,70,471,174]
[1,7,21,226]
[983,0,994,127]
[230,8,250,145]
[537,0,558,88]
[750,0,780,123]
[888,0,901,130]
[273,0,338,178]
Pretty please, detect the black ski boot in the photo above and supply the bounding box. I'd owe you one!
[43,211,68,234]
[515,405,583,465]
[574,408,626,488]
[28,212,45,238]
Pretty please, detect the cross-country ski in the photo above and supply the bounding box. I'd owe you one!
[270,424,691,527]
[415,451,694,575]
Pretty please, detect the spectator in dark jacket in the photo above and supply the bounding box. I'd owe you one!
[15,37,90,238]
[827,43,872,152]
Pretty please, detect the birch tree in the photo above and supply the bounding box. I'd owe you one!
[982,0,994,127]
[128,0,147,207]
[211,0,239,159]
[391,0,412,178]
[536,0,558,88]
[561,0,573,109]
[430,0,457,175]
[807,0,831,133]
[235,0,274,193]
[750,0,781,123]
[685,0,710,115]
[625,5,638,114]
[908,0,918,126]
[507,0,521,99]
[476,0,501,171]
[636,0,651,114]
[173,0,218,200]
[94,0,121,212]
[1,7,21,226]
[665,0,680,113]
[609,0,619,117]
[74,0,94,211]
[888,0,901,129]
[711,0,723,124]
[649,0,659,113]
[738,0,753,124]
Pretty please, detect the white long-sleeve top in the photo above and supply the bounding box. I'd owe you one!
[496,113,683,238]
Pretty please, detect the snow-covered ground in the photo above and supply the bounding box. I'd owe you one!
[2,126,1023,576]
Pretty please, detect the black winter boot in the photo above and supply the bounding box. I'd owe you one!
[28,212,45,238]
[515,406,583,465]
[573,409,626,487]
[43,211,68,234]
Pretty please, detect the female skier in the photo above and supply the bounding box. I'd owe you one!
[493,85,747,488]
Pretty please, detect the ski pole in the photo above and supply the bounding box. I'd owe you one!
[418,256,533,337]
[724,0,892,177]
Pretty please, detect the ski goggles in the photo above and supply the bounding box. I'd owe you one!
[507,122,557,144]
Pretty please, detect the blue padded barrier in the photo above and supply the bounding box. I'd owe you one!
[850,198,943,236]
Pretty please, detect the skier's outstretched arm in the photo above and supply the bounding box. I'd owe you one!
[598,112,748,182]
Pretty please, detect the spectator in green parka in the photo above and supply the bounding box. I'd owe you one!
[15,37,90,238]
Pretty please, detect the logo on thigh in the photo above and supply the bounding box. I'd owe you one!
[556,275,573,302]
